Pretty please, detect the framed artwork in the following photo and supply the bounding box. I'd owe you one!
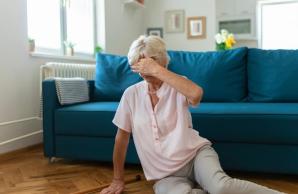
[187,16,206,39]
[165,10,185,33]
[147,28,163,38]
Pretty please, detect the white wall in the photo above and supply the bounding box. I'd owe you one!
[0,0,44,154]
[144,0,216,51]
[0,1,95,154]
[104,0,145,55]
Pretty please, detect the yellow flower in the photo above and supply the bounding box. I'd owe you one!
[225,34,236,49]
[229,34,236,43]
[225,41,232,49]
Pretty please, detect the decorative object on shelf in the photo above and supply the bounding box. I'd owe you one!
[216,0,256,40]
[187,16,206,39]
[28,38,35,52]
[136,0,144,5]
[215,29,236,51]
[165,10,185,33]
[218,18,255,40]
[124,0,145,8]
[147,28,163,38]
[64,41,76,56]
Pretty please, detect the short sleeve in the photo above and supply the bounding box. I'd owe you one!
[112,90,132,133]
[177,91,190,107]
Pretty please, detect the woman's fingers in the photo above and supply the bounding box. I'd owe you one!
[115,185,124,194]
[100,185,117,194]
[100,187,109,194]
[115,188,123,194]
[131,59,157,75]
[131,68,139,73]
[130,64,141,73]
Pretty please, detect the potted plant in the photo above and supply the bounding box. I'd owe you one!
[28,38,35,52]
[64,41,76,56]
[215,29,236,51]
[94,44,103,56]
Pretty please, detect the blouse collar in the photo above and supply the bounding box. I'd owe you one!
[144,81,166,98]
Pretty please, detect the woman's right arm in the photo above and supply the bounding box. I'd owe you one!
[100,128,131,194]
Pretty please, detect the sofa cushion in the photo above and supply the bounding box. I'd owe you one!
[55,102,119,137]
[55,101,298,145]
[191,103,298,145]
[94,53,142,101]
[168,47,247,102]
[248,48,298,102]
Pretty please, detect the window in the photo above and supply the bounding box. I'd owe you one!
[27,0,61,53]
[27,0,97,57]
[258,0,298,49]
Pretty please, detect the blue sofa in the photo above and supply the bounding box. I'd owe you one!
[43,47,298,174]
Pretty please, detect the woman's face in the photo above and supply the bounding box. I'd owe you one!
[137,53,165,84]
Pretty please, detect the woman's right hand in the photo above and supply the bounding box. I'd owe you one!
[100,179,125,194]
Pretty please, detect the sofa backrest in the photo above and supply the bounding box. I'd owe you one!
[168,47,248,102]
[94,48,248,102]
[247,48,298,102]
[94,48,298,103]
[94,53,142,101]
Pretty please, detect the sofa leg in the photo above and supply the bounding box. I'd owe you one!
[48,157,57,163]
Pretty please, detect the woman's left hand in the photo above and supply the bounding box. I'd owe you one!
[130,57,162,77]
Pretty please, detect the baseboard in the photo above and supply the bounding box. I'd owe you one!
[0,117,43,154]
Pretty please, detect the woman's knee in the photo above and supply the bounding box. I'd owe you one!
[153,177,193,194]
[154,183,192,194]
[210,179,234,194]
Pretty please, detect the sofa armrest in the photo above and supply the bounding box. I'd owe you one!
[42,80,95,157]
[42,80,61,157]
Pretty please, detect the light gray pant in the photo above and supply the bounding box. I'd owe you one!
[153,145,285,194]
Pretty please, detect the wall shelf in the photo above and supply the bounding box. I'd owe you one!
[124,0,145,8]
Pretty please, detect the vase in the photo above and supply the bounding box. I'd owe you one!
[66,47,74,56]
[216,43,226,51]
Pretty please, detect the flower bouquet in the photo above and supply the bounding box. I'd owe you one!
[215,29,236,51]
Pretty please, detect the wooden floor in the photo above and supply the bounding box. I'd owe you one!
[0,144,297,194]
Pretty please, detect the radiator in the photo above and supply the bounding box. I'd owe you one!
[39,62,96,118]
[40,62,95,81]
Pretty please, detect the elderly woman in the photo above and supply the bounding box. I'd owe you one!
[100,36,283,194]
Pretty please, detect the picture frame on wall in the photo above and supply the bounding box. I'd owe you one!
[187,16,206,39]
[165,10,185,33]
[147,28,163,38]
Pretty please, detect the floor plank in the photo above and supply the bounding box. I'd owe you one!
[0,144,297,194]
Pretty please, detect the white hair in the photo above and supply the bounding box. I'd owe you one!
[127,35,170,67]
